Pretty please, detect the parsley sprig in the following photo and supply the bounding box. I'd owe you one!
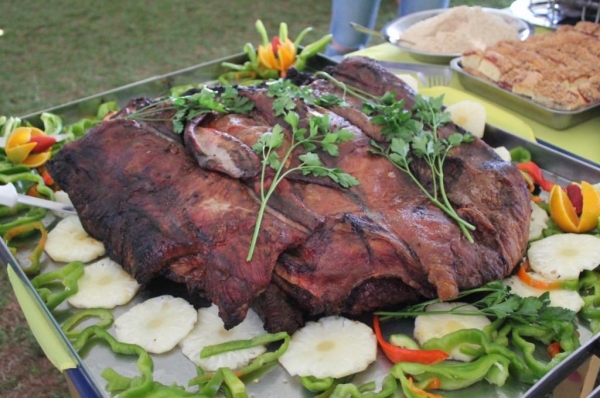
[126,86,253,133]
[267,80,315,116]
[314,72,475,241]
[247,110,358,261]
[367,95,476,242]
[376,280,576,326]
[171,86,254,133]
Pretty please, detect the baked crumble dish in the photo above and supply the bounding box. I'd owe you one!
[461,21,600,111]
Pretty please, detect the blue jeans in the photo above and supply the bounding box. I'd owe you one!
[325,0,450,57]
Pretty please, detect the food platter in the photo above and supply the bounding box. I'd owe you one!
[3,54,600,398]
[381,7,534,64]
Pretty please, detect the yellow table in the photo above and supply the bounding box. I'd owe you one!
[353,44,600,166]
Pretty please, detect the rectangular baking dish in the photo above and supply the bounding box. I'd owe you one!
[450,57,600,130]
[3,53,600,398]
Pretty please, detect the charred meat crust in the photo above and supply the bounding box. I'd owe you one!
[46,57,530,333]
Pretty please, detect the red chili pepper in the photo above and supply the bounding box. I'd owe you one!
[516,161,555,192]
[373,316,449,365]
[271,36,282,55]
[566,184,583,214]
[40,168,55,187]
[29,135,57,154]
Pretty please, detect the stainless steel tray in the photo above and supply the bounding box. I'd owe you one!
[450,57,600,130]
[4,54,600,398]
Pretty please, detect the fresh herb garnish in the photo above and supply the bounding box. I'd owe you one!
[314,72,476,242]
[247,110,358,261]
[315,93,348,108]
[267,80,315,116]
[172,87,254,133]
[361,92,420,139]
[219,86,255,114]
[376,280,576,326]
[127,86,253,134]
[367,94,476,243]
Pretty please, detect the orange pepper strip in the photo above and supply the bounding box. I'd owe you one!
[41,168,55,187]
[407,377,443,398]
[516,260,578,291]
[277,38,297,76]
[258,44,279,70]
[547,341,562,358]
[424,377,441,390]
[373,316,449,364]
[3,220,47,276]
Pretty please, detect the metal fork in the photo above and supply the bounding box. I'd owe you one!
[375,60,453,87]
[423,69,453,88]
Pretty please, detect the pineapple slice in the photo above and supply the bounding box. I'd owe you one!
[397,74,419,92]
[503,275,584,313]
[114,295,197,354]
[529,202,549,242]
[45,216,105,263]
[413,302,491,362]
[278,316,377,379]
[445,100,487,138]
[179,304,267,371]
[51,190,74,219]
[528,234,600,280]
[67,258,140,309]
[493,146,511,162]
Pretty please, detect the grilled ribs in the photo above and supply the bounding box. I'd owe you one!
[46,56,531,333]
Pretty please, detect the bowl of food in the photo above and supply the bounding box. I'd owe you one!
[382,6,534,64]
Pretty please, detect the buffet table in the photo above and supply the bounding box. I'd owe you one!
[352,43,600,167]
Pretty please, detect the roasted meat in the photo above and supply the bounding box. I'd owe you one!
[46,56,531,333]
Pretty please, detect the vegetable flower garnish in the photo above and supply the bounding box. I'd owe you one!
[5,126,56,167]
[256,21,297,77]
[549,181,600,233]
[218,20,332,84]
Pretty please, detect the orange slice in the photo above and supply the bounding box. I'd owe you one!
[549,182,600,233]
[580,181,600,232]
[549,185,579,232]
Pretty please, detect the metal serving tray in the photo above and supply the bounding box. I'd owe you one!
[381,7,533,64]
[450,57,600,130]
[3,54,600,398]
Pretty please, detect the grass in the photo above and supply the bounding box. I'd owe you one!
[0,0,511,396]
[0,0,510,117]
